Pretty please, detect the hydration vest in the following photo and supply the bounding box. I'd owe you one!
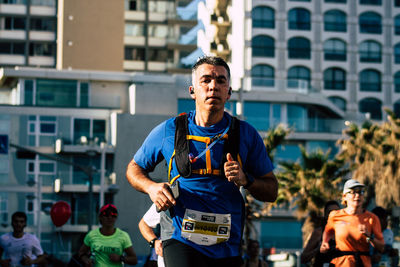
[168,113,242,184]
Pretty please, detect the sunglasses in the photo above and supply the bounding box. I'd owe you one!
[347,189,365,196]
[100,211,117,218]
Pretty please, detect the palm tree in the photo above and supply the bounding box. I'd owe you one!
[337,108,400,209]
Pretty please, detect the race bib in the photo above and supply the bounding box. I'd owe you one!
[181,209,231,246]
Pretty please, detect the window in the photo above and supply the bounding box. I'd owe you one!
[0,16,26,30]
[324,39,346,61]
[325,0,346,2]
[359,40,381,62]
[0,193,8,226]
[287,104,307,131]
[31,0,56,7]
[324,10,346,32]
[288,37,311,59]
[125,0,145,11]
[252,6,274,28]
[324,68,346,90]
[0,0,27,4]
[359,98,382,120]
[328,96,346,111]
[148,24,169,38]
[27,116,57,146]
[251,65,274,87]
[36,79,77,107]
[394,100,400,118]
[359,12,382,34]
[359,69,381,91]
[395,72,400,92]
[73,118,106,144]
[125,23,144,37]
[26,160,56,186]
[395,15,400,35]
[243,102,270,131]
[148,48,173,62]
[360,0,381,5]
[396,0,400,7]
[288,8,311,30]
[29,42,55,56]
[124,47,145,60]
[252,35,274,57]
[395,43,400,64]
[30,18,56,31]
[148,0,174,13]
[0,42,25,55]
[287,66,311,88]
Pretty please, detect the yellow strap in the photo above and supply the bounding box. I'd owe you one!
[192,169,221,175]
[168,151,175,182]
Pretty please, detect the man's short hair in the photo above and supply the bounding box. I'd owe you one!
[12,211,27,222]
[192,56,231,81]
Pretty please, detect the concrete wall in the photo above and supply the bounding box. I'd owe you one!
[114,113,171,257]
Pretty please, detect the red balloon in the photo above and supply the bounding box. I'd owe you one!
[50,201,71,227]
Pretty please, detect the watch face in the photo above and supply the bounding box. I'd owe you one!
[149,239,156,248]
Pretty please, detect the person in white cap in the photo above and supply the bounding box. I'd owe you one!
[320,179,385,267]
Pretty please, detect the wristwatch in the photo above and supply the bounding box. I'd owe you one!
[120,255,125,263]
[149,238,157,248]
[366,235,374,243]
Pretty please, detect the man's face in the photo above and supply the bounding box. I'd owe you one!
[12,216,26,232]
[190,64,231,113]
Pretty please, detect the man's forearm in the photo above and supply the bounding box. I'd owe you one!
[126,159,155,194]
[246,172,278,202]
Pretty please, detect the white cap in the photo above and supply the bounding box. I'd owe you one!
[343,179,365,194]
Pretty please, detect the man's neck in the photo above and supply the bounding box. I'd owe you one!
[12,231,24,238]
[195,110,224,127]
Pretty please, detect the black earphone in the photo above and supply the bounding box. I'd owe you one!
[190,88,194,94]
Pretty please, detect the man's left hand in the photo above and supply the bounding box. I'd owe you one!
[109,253,121,262]
[20,256,33,266]
[224,153,247,187]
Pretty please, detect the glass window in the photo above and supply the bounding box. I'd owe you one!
[324,68,346,90]
[394,72,400,93]
[395,43,400,64]
[125,23,144,36]
[288,37,311,59]
[359,98,382,120]
[394,101,400,118]
[0,0,27,4]
[251,65,274,87]
[1,16,26,30]
[288,8,311,30]
[324,10,346,32]
[124,47,145,60]
[359,69,381,91]
[395,15,400,35]
[24,80,34,106]
[0,42,24,55]
[31,0,55,7]
[252,35,274,57]
[359,40,381,62]
[148,48,173,62]
[29,42,55,56]
[252,6,274,28]
[74,119,90,144]
[148,24,168,38]
[80,82,89,107]
[93,120,106,143]
[360,0,381,5]
[287,66,311,88]
[125,0,145,11]
[328,96,346,111]
[324,39,346,61]
[288,104,307,131]
[36,79,77,107]
[243,102,270,131]
[359,12,382,34]
[30,18,56,31]
[148,0,174,13]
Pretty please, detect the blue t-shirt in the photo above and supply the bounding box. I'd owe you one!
[134,111,274,258]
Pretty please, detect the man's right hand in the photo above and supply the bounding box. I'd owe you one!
[155,240,163,257]
[148,182,176,212]
[320,242,330,253]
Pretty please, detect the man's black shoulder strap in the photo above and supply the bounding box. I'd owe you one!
[174,114,240,178]
[174,113,191,177]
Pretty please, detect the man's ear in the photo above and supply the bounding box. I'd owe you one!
[227,87,232,100]
[189,86,195,99]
